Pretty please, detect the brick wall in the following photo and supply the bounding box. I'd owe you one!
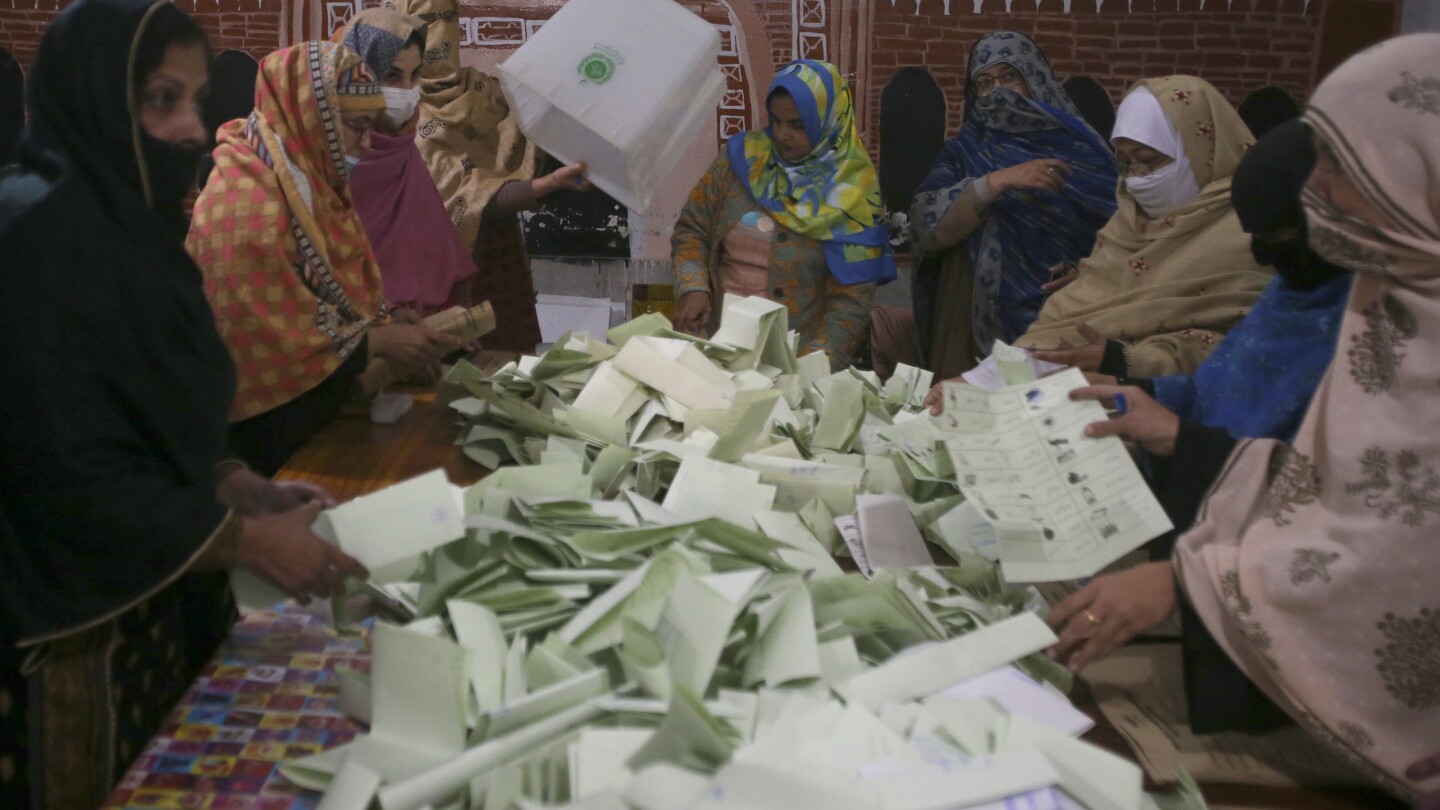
[2,0,1328,163]
[1,6,49,70]
[865,0,1323,143]
[0,0,283,69]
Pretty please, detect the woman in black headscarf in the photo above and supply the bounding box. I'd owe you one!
[1237,84,1300,139]
[1061,75,1115,141]
[0,2,367,806]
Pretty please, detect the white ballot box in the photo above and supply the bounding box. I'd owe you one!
[497,0,725,213]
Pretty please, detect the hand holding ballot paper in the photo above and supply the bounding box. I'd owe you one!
[936,368,1173,583]
[361,304,496,396]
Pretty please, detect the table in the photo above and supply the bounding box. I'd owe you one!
[276,391,486,501]
[102,607,367,810]
[103,395,1406,810]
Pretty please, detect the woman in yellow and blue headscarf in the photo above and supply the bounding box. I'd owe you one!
[672,60,894,370]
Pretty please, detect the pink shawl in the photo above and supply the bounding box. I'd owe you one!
[350,128,478,309]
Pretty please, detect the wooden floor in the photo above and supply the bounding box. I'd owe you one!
[276,393,1406,810]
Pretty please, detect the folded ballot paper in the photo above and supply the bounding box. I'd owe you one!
[938,369,1173,583]
[229,469,467,613]
[961,339,1066,390]
[266,297,1203,810]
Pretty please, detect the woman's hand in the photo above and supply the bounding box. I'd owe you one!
[674,290,713,336]
[989,158,1070,195]
[1045,561,1177,673]
[1041,262,1079,293]
[1031,322,1107,372]
[392,306,424,325]
[1069,384,1181,457]
[232,501,370,604]
[924,376,964,415]
[536,162,591,197]
[259,480,337,513]
[217,468,337,517]
[370,323,462,383]
[1409,755,1440,809]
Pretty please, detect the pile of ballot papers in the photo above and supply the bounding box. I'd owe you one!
[266,296,1197,810]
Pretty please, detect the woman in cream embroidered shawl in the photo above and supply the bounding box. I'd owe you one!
[1171,35,1440,798]
[395,0,590,353]
[1017,75,1273,379]
[1048,35,1440,800]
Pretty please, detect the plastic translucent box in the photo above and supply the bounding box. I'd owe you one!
[498,0,726,213]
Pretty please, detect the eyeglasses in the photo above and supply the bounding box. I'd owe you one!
[974,67,1026,95]
[1114,158,1169,178]
[416,10,459,22]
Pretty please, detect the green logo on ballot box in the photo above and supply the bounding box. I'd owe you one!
[578,45,624,86]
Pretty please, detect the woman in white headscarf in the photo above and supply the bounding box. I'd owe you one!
[925,75,1272,413]
[1016,76,1273,380]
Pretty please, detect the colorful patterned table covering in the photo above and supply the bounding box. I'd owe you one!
[103,605,370,810]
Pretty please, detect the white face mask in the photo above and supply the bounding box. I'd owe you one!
[1124,152,1201,219]
[381,86,421,127]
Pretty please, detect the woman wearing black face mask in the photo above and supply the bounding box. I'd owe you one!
[1039,120,1354,715]
[1079,119,1352,441]
[0,2,368,806]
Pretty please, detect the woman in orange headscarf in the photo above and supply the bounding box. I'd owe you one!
[189,41,459,475]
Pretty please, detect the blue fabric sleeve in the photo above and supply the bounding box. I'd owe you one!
[1152,375,1197,421]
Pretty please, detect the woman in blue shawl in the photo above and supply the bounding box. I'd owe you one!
[910,32,1117,377]
[1140,119,1350,442]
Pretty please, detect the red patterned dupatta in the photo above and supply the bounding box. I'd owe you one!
[189,41,388,421]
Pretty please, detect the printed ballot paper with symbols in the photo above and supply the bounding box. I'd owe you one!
[937,368,1172,583]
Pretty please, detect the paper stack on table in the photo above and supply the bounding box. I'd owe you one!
[250,296,1205,810]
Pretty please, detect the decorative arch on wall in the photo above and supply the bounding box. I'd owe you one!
[279,0,361,46]
[715,0,776,138]
[206,50,260,134]
[0,48,23,168]
[878,66,946,215]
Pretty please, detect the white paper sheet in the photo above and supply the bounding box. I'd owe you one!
[662,456,777,527]
[935,666,1094,737]
[315,757,382,810]
[537,294,614,344]
[834,514,872,578]
[961,341,1067,390]
[855,494,932,571]
[836,613,1058,710]
[939,369,1173,583]
[327,469,467,571]
[613,337,734,411]
[371,623,469,756]
[862,747,1061,810]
